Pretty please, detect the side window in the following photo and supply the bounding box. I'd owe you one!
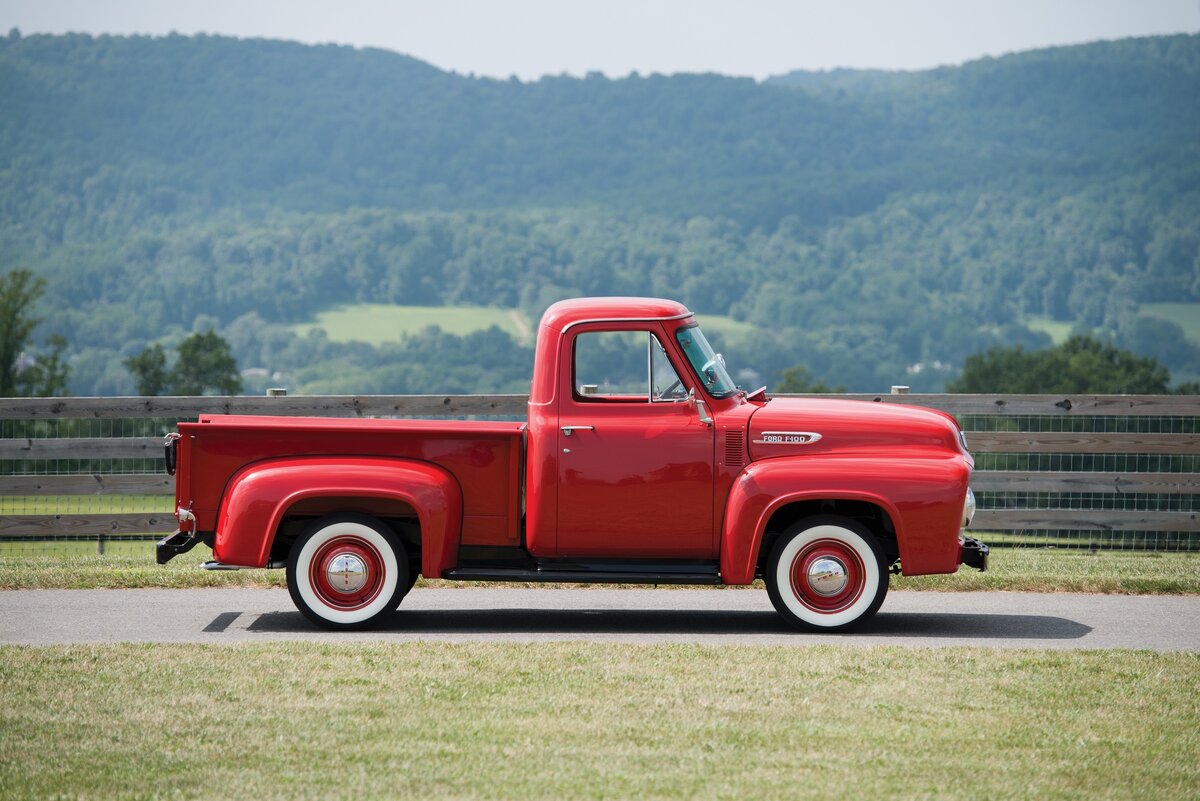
[574,331,686,402]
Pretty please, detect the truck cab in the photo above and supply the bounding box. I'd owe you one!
[159,297,986,632]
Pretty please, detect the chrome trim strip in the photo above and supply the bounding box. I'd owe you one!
[752,431,823,445]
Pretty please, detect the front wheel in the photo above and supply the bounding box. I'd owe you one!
[287,514,410,630]
[765,515,888,632]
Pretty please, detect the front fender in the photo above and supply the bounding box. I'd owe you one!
[720,454,970,583]
[214,456,463,578]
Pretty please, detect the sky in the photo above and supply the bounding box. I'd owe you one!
[2,0,1198,80]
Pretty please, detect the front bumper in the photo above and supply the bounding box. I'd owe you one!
[156,529,204,565]
[959,536,989,572]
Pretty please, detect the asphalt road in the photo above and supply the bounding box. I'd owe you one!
[1,588,1196,650]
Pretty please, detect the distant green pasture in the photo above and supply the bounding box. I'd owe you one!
[694,313,759,344]
[293,304,532,345]
[1023,316,1075,345]
[1139,302,1200,345]
[0,496,170,515]
[291,304,764,349]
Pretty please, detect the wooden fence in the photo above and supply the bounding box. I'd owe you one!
[1,393,1197,550]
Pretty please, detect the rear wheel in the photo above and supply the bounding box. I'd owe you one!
[287,513,410,630]
[765,515,888,632]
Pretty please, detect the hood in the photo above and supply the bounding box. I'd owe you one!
[748,397,964,462]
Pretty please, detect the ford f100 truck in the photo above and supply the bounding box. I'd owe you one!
[158,297,987,631]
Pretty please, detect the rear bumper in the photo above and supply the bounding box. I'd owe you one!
[156,529,204,565]
[959,536,989,572]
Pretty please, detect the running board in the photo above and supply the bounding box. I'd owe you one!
[443,566,722,585]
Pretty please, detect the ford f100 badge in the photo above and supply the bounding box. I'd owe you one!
[753,431,823,445]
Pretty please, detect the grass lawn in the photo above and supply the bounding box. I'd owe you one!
[694,313,760,345]
[1023,315,1076,345]
[1139,302,1200,345]
[292,304,533,345]
[0,495,171,515]
[287,304,763,349]
[890,548,1200,595]
[0,643,1195,800]
[1,545,1197,593]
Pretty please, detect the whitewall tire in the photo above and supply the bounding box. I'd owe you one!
[765,515,888,632]
[286,514,410,630]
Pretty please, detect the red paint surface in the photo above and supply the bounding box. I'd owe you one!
[548,320,714,557]
[212,456,463,577]
[720,453,970,583]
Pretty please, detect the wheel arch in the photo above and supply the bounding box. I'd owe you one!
[719,460,908,584]
[755,498,899,579]
[214,456,463,578]
[268,495,422,572]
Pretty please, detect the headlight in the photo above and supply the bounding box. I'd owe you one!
[962,487,976,528]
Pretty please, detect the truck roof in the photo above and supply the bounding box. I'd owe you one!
[539,297,693,332]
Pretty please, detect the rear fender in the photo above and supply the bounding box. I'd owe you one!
[215,457,463,577]
[720,454,969,583]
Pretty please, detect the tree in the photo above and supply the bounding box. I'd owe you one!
[173,331,242,395]
[947,336,1172,394]
[0,269,45,396]
[125,332,243,396]
[16,334,70,397]
[0,269,70,397]
[123,344,168,396]
[775,365,846,393]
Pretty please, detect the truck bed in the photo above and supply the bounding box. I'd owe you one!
[177,415,526,547]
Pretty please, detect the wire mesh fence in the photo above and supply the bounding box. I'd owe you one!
[958,410,1199,551]
[0,534,161,557]
[1,393,1198,556]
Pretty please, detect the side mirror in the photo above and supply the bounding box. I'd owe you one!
[689,389,713,426]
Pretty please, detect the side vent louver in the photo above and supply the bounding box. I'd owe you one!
[724,428,746,468]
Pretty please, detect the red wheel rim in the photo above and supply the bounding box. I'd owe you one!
[788,538,866,614]
[308,535,386,611]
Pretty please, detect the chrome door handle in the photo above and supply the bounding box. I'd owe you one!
[561,426,595,437]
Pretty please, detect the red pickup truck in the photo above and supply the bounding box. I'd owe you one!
[159,297,986,631]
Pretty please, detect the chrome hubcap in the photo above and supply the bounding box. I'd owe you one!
[326,553,368,593]
[807,557,849,596]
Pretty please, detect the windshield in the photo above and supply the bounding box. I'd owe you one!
[675,324,737,399]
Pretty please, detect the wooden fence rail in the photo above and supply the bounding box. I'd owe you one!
[1,394,1197,547]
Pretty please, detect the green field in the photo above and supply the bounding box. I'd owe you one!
[0,643,1195,800]
[290,304,761,349]
[694,313,761,344]
[2,547,1197,593]
[1023,316,1076,345]
[293,304,533,345]
[0,495,170,515]
[1138,302,1200,345]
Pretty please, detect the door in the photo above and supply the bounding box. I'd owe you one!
[556,326,715,558]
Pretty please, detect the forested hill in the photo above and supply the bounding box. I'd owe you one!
[3,32,1197,238]
[1,31,1198,395]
